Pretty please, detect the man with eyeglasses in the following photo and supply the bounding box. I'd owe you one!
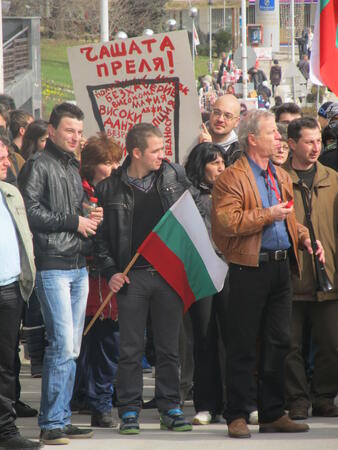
[200,94,242,167]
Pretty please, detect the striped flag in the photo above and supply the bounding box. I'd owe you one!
[138,190,228,312]
[310,0,338,96]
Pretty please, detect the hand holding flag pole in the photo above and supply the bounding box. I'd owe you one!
[83,252,140,336]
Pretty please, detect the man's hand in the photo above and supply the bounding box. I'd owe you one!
[108,273,130,294]
[270,202,293,221]
[199,123,212,143]
[304,238,325,264]
[89,206,103,224]
[77,216,98,238]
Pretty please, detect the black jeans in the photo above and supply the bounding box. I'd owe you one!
[73,317,120,413]
[285,300,338,409]
[225,260,292,424]
[189,281,228,415]
[0,282,23,440]
[116,269,183,416]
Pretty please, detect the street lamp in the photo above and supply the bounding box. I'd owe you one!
[167,19,177,32]
[115,31,128,40]
[143,29,154,37]
[208,0,213,74]
[189,7,198,71]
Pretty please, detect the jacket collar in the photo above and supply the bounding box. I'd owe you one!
[284,158,331,189]
[44,138,80,168]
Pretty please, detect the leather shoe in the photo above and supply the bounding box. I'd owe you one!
[259,414,309,433]
[228,418,251,438]
[288,405,308,420]
[91,410,116,428]
[14,400,38,417]
[312,404,338,417]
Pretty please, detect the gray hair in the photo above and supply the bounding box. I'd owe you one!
[238,110,275,152]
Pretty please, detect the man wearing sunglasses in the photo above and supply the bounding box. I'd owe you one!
[200,94,242,167]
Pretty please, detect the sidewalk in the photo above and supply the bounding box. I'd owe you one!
[17,362,338,450]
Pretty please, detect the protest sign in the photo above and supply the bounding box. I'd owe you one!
[67,31,201,162]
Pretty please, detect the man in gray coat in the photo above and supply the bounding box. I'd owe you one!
[0,135,40,449]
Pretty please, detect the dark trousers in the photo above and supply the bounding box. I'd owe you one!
[73,317,119,412]
[285,300,338,409]
[0,282,23,440]
[116,269,183,416]
[189,282,228,415]
[225,260,292,424]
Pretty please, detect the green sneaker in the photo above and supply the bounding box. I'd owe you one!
[160,408,192,432]
[119,411,140,435]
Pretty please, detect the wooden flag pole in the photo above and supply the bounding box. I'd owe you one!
[83,252,140,336]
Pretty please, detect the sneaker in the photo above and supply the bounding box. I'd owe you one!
[192,411,211,425]
[0,434,43,449]
[119,411,140,435]
[160,408,192,432]
[248,410,259,425]
[91,410,116,428]
[62,424,93,439]
[15,400,38,417]
[40,428,70,445]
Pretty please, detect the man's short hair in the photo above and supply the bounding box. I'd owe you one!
[238,110,275,152]
[49,103,84,129]
[0,94,16,111]
[273,59,279,65]
[275,103,302,123]
[287,116,320,142]
[125,123,162,155]
[9,110,33,139]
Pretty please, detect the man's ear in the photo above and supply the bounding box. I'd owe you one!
[132,147,142,160]
[247,133,256,148]
[288,138,296,152]
[47,124,55,140]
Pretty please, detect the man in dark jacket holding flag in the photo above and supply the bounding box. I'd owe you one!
[95,123,201,435]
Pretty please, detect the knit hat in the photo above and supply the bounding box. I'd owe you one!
[325,102,338,120]
[318,101,333,118]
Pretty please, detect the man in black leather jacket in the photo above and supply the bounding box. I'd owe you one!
[19,103,101,445]
[94,123,201,435]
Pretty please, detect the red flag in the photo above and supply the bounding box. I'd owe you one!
[320,0,338,95]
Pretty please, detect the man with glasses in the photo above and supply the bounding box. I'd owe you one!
[200,94,242,167]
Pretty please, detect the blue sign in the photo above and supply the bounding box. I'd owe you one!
[259,0,275,11]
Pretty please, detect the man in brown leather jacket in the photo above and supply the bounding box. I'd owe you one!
[212,110,324,438]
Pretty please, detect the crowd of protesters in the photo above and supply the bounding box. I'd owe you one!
[0,86,337,450]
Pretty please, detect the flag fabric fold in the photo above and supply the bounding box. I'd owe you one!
[138,190,228,312]
[310,0,338,96]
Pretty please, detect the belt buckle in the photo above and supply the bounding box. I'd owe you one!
[274,250,286,261]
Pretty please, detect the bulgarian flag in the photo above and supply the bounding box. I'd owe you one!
[310,0,338,96]
[138,190,228,312]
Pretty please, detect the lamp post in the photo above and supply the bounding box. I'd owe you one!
[223,0,226,30]
[167,19,177,32]
[100,0,109,42]
[208,0,213,74]
[189,7,198,71]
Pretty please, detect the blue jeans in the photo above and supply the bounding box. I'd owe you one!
[36,268,88,430]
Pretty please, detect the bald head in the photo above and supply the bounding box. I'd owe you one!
[209,95,241,143]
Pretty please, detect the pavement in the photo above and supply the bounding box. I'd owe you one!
[17,361,338,450]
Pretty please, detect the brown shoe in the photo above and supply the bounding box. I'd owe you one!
[228,418,251,438]
[312,404,338,417]
[259,414,309,433]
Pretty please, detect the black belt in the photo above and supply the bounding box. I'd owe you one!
[259,250,289,263]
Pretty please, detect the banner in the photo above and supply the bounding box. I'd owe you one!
[67,31,201,163]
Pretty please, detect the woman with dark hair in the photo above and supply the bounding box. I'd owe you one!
[21,120,48,160]
[72,133,122,428]
[184,142,228,425]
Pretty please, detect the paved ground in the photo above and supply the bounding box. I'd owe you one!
[17,362,338,450]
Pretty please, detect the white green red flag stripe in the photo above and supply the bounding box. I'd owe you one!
[310,0,338,96]
[138,190,228,312]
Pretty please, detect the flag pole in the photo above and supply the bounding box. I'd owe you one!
[83,252,140,336]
